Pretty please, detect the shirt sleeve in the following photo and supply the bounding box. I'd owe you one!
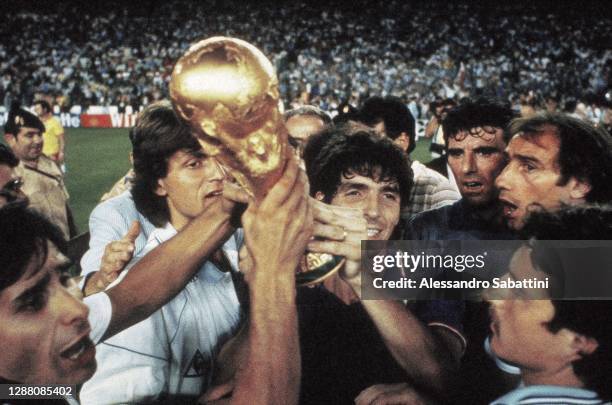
[85,292,112,344]
[80,199,132,276]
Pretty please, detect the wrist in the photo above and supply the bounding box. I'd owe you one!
[82,272,99,296]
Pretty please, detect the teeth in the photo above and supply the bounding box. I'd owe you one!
[367,229,379,237]
[69,343,85,360]
[63,338,87,360]
[503,202,516,215]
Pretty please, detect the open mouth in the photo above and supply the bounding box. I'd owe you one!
[463,181,482,189]
[60,335,94,361]
[500,199,518,218]
[205,189,223,198]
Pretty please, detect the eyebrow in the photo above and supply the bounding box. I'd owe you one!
[474,146,502,153]
[514,153,542,166]
[337,181,400,193]
[381,183,400,193]
[337,182,369,193]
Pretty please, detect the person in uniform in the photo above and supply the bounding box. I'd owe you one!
[4,103,74,238]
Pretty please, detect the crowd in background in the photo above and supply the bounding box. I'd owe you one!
[2,0,610,122]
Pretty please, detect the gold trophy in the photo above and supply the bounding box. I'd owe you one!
[170,36,343,286]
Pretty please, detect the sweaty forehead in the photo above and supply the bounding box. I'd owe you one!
[449,127,505,147]
[515,126,560,147]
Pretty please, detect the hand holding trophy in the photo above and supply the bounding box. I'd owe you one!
[170,36,344,286]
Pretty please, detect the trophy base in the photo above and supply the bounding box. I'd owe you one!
[296,253,345,287]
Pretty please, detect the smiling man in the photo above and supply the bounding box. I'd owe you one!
[357,96,460,220]
[405,97,516,240]
[496,112,612,230]
[302,125,465,403]
[4,104,72,238]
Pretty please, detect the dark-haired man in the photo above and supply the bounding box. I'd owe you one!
[488,205,612,404]
[406,98,516,240]
[303,125,465,403]
[496,112,612,230]
[80,101,246,403]
[4,104,73,238]
[358,96,460,219]
[0,153,309,405]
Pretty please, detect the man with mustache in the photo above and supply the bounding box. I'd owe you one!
[3,104,73,239]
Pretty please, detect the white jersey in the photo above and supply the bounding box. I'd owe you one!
[80,224,243,404]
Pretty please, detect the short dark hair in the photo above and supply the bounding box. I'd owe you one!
[283,105,332,125]
[303,124,413,208]
[33,100,52,114]
[442,97,516,144]
[547,300,612,400]
[509,112,612,204]
[130,101,200,227]
[0,204,67,293]
[0,144,19,167]
[357,96,417,154]
[520,205,612,400]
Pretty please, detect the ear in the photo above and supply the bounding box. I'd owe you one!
[4,133,15,147]
[568,177,591,201]
[154,178,168,197]
[394,132,410,153]
[571,333,599,359]
[314,191,325,202]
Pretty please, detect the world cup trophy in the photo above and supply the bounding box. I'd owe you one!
[170,36,343,286]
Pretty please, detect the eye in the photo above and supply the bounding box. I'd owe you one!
[59,273,71,287]
[18,291,47,313]
[344,189,362,198]
[383,192,399,202]
[185,158,203,169]
[521,162,536,172]
[447,150,462,158]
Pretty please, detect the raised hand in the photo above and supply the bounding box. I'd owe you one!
[84,220,140,296]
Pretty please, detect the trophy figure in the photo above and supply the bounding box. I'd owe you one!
[170,36,343,286]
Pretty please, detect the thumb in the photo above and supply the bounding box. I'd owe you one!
[123,220,141,243]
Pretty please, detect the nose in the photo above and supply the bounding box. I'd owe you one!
[495,163,512,191]
[363,192,380,221]
[33,134,43,145]
[461,151,476,174]
[55,285,90,328]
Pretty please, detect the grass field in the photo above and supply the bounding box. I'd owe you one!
[32,128,435,233]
